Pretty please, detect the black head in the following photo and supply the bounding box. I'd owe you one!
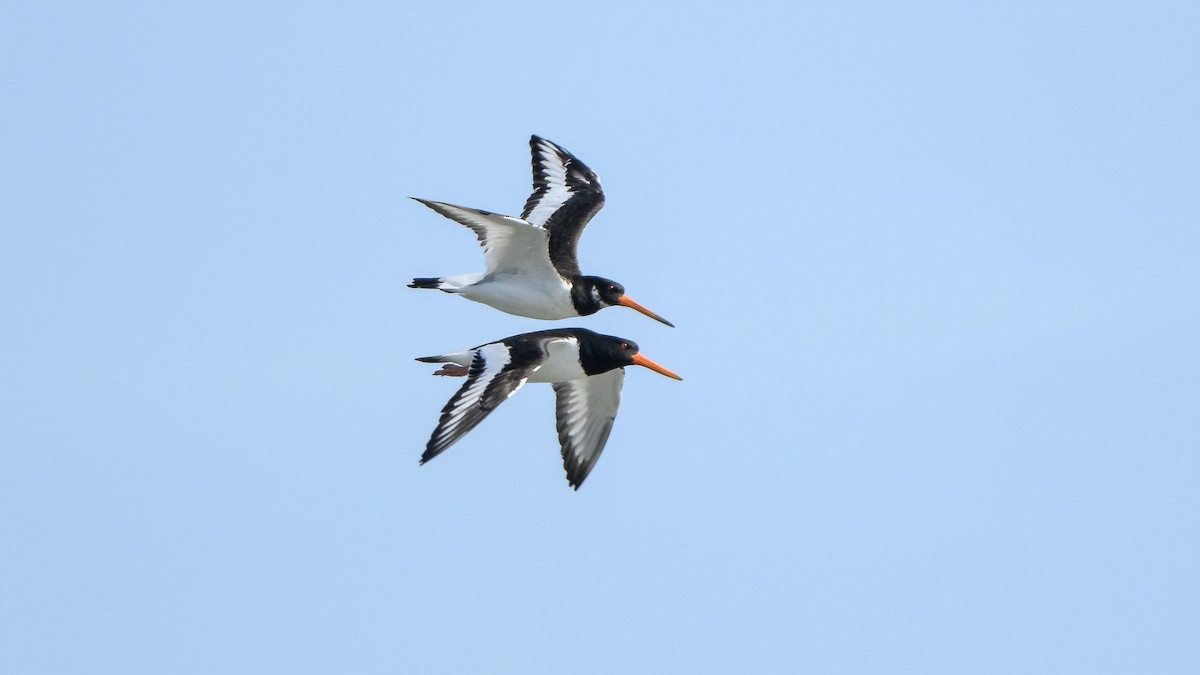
[572,276,675,327]
[578,331,682,380]
[593,276,626,306]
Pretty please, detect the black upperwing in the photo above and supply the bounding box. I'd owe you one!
[521,135,606,279]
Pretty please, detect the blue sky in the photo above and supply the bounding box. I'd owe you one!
[3,2,1198,673]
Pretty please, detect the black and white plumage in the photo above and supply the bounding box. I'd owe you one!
[409,136,674,327]
[417,328,682,489]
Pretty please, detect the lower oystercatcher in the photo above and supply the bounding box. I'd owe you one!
[417,328,681,489]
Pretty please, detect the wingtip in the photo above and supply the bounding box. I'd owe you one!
[531,135,559,153]
[566,469,588,490]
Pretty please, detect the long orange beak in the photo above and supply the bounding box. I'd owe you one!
[617,295,675,327]
[631,353,683,381]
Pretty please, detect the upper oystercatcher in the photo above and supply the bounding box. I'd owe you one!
[417,328,682,489]
[409,136,674,327]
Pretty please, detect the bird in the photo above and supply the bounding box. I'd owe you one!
[416,328,682,489]
[408,135,675,327]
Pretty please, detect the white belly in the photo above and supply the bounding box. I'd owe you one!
[460,274,577,320]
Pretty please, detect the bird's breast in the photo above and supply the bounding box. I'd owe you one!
[527,339,587,383]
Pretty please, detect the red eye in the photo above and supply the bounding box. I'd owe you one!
[620,342,629,350]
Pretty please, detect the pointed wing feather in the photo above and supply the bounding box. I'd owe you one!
[422,342,541,463]
[552,368,625,489]
[520,136,606,278]
[412,198,555,277]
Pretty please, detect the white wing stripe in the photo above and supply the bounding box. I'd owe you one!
[433,345,507,437]
[426,343,526,457]
[524,139,582,227]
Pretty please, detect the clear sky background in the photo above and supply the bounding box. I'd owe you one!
[3,2,1198,673]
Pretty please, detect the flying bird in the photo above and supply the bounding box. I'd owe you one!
[417,328,682,489]
[409,135,674,327]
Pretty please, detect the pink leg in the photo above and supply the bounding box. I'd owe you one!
[432,364,469,377]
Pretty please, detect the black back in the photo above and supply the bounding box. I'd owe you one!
[499,328,638,376]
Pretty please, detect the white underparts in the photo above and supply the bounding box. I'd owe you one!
[527,339,587,383]
[458,274,577,320]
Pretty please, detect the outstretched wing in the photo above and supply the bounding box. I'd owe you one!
[422,342,542,463]
[552,368,625,489]
[521,136,606,278]
[412,198,556,277]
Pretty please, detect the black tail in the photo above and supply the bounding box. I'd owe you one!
[409,277,442,289]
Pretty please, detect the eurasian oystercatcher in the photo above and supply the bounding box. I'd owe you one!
[417,328,682,489]
[409,136,674,327]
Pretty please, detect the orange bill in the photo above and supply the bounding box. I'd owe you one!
[617,295,675,327]
[631,353,683,381]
